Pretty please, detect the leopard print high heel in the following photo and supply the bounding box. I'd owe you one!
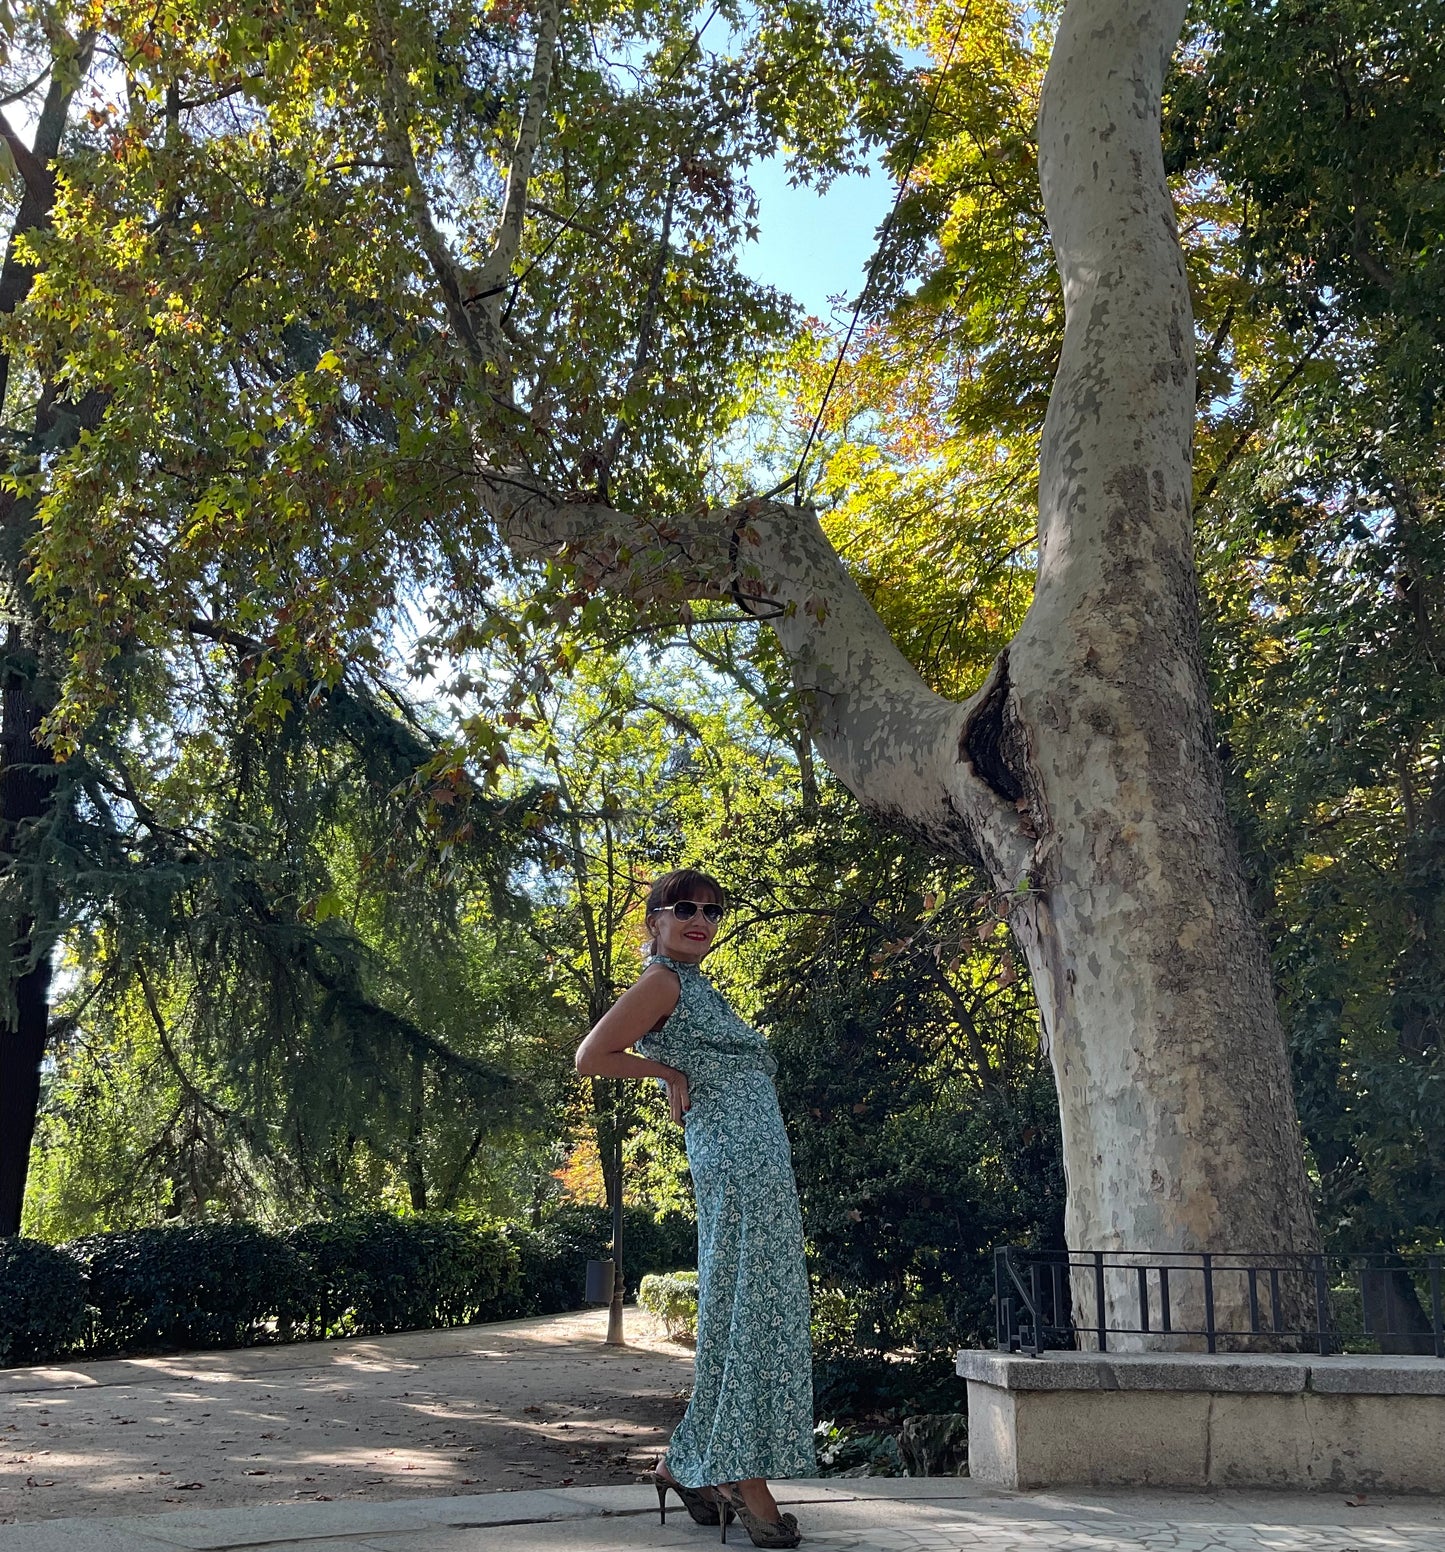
[653,1464,724,1526]
[715,1484,799,1548]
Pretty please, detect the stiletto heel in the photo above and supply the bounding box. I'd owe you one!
[713,1485,799,1549]
[652,1466,722,1527]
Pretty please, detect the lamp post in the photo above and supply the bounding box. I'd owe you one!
[606,1126,625,1345]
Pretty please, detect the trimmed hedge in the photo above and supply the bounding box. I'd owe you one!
[0,1206,698,1367]
[287,1213,519,1337]
[68,1224,312,1354]
[0,1237,86,1366]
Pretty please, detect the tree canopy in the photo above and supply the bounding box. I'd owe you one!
[0,0,1439,1277]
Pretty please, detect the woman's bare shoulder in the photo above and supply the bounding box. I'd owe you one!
[631,961,682,1009]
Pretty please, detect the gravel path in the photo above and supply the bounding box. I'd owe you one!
[0,1307,694,1524]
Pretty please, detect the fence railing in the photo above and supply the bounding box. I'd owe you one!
[994,1246,1445,1357]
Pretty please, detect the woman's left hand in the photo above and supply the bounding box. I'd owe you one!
[664,1068,691,1124]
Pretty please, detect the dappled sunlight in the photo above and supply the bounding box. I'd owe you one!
[0,1312,691,1524]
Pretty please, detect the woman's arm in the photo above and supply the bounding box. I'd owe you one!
[575,965,690,1121]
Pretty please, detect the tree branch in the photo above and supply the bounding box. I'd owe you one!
[473,0,562,314]
[485,475,1035,885]
[1194,323,1331,511]
[0,31,97,414]
[378,63,486,362]
[0,110,52,207]
[381,0,559,371]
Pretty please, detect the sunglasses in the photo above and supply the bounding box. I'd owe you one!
[651,900,725,924]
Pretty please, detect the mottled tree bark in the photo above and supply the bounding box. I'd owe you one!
[1005,0,1318,1324]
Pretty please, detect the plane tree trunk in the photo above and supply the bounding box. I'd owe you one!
[1004,0,1320,1323]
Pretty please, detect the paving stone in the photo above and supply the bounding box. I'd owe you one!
[10,1489,1445,1552]
[110,1497,436,1548]
[0,1522,177,1552]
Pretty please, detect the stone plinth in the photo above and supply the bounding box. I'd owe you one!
[957,1349,1445,1493]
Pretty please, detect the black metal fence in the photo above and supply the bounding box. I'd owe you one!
[995,1245,1445,1357]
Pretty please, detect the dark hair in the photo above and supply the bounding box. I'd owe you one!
[643,869,726,953]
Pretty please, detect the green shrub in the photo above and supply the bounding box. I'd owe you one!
[4,1204,689,1367]
[0,1238,87,1366]
[286,1213,519,1337]
[637,1270,698,1341]
[68,1224,311,1355]
[500,1218,596,1317]
[812,1420,906,1477]
[812,1350,966,1425]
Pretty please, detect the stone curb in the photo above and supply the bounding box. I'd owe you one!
[955,1350,1445,1394]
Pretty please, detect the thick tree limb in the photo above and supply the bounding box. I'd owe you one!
[473,0,561,318]
[484,472,1034,886]
[381,0,559,369]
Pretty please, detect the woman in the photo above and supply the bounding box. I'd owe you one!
[574,868,814,1548]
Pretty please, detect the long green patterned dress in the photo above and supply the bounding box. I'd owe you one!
[636,954,816,1486]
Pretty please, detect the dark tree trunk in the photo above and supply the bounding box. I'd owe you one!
[405,1048,428,1212]
[0,31,96,1236]
[0,651,58,1235]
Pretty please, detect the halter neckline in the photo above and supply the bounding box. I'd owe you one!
[654,953,703,972]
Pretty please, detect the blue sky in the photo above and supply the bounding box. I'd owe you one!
[739,154,896,322]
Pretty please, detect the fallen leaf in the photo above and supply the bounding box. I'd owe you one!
[1345,1494,1369,1507]
[175,1482,204,1491]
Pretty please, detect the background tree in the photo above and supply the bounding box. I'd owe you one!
[1165,0,1445,1259]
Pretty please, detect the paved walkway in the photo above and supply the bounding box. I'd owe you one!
[7,1478,1445,1552]
[5,1311,1444,1551]
[0,1310,693,1521]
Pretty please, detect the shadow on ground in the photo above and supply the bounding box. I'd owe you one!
[0,1307,692,1523]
